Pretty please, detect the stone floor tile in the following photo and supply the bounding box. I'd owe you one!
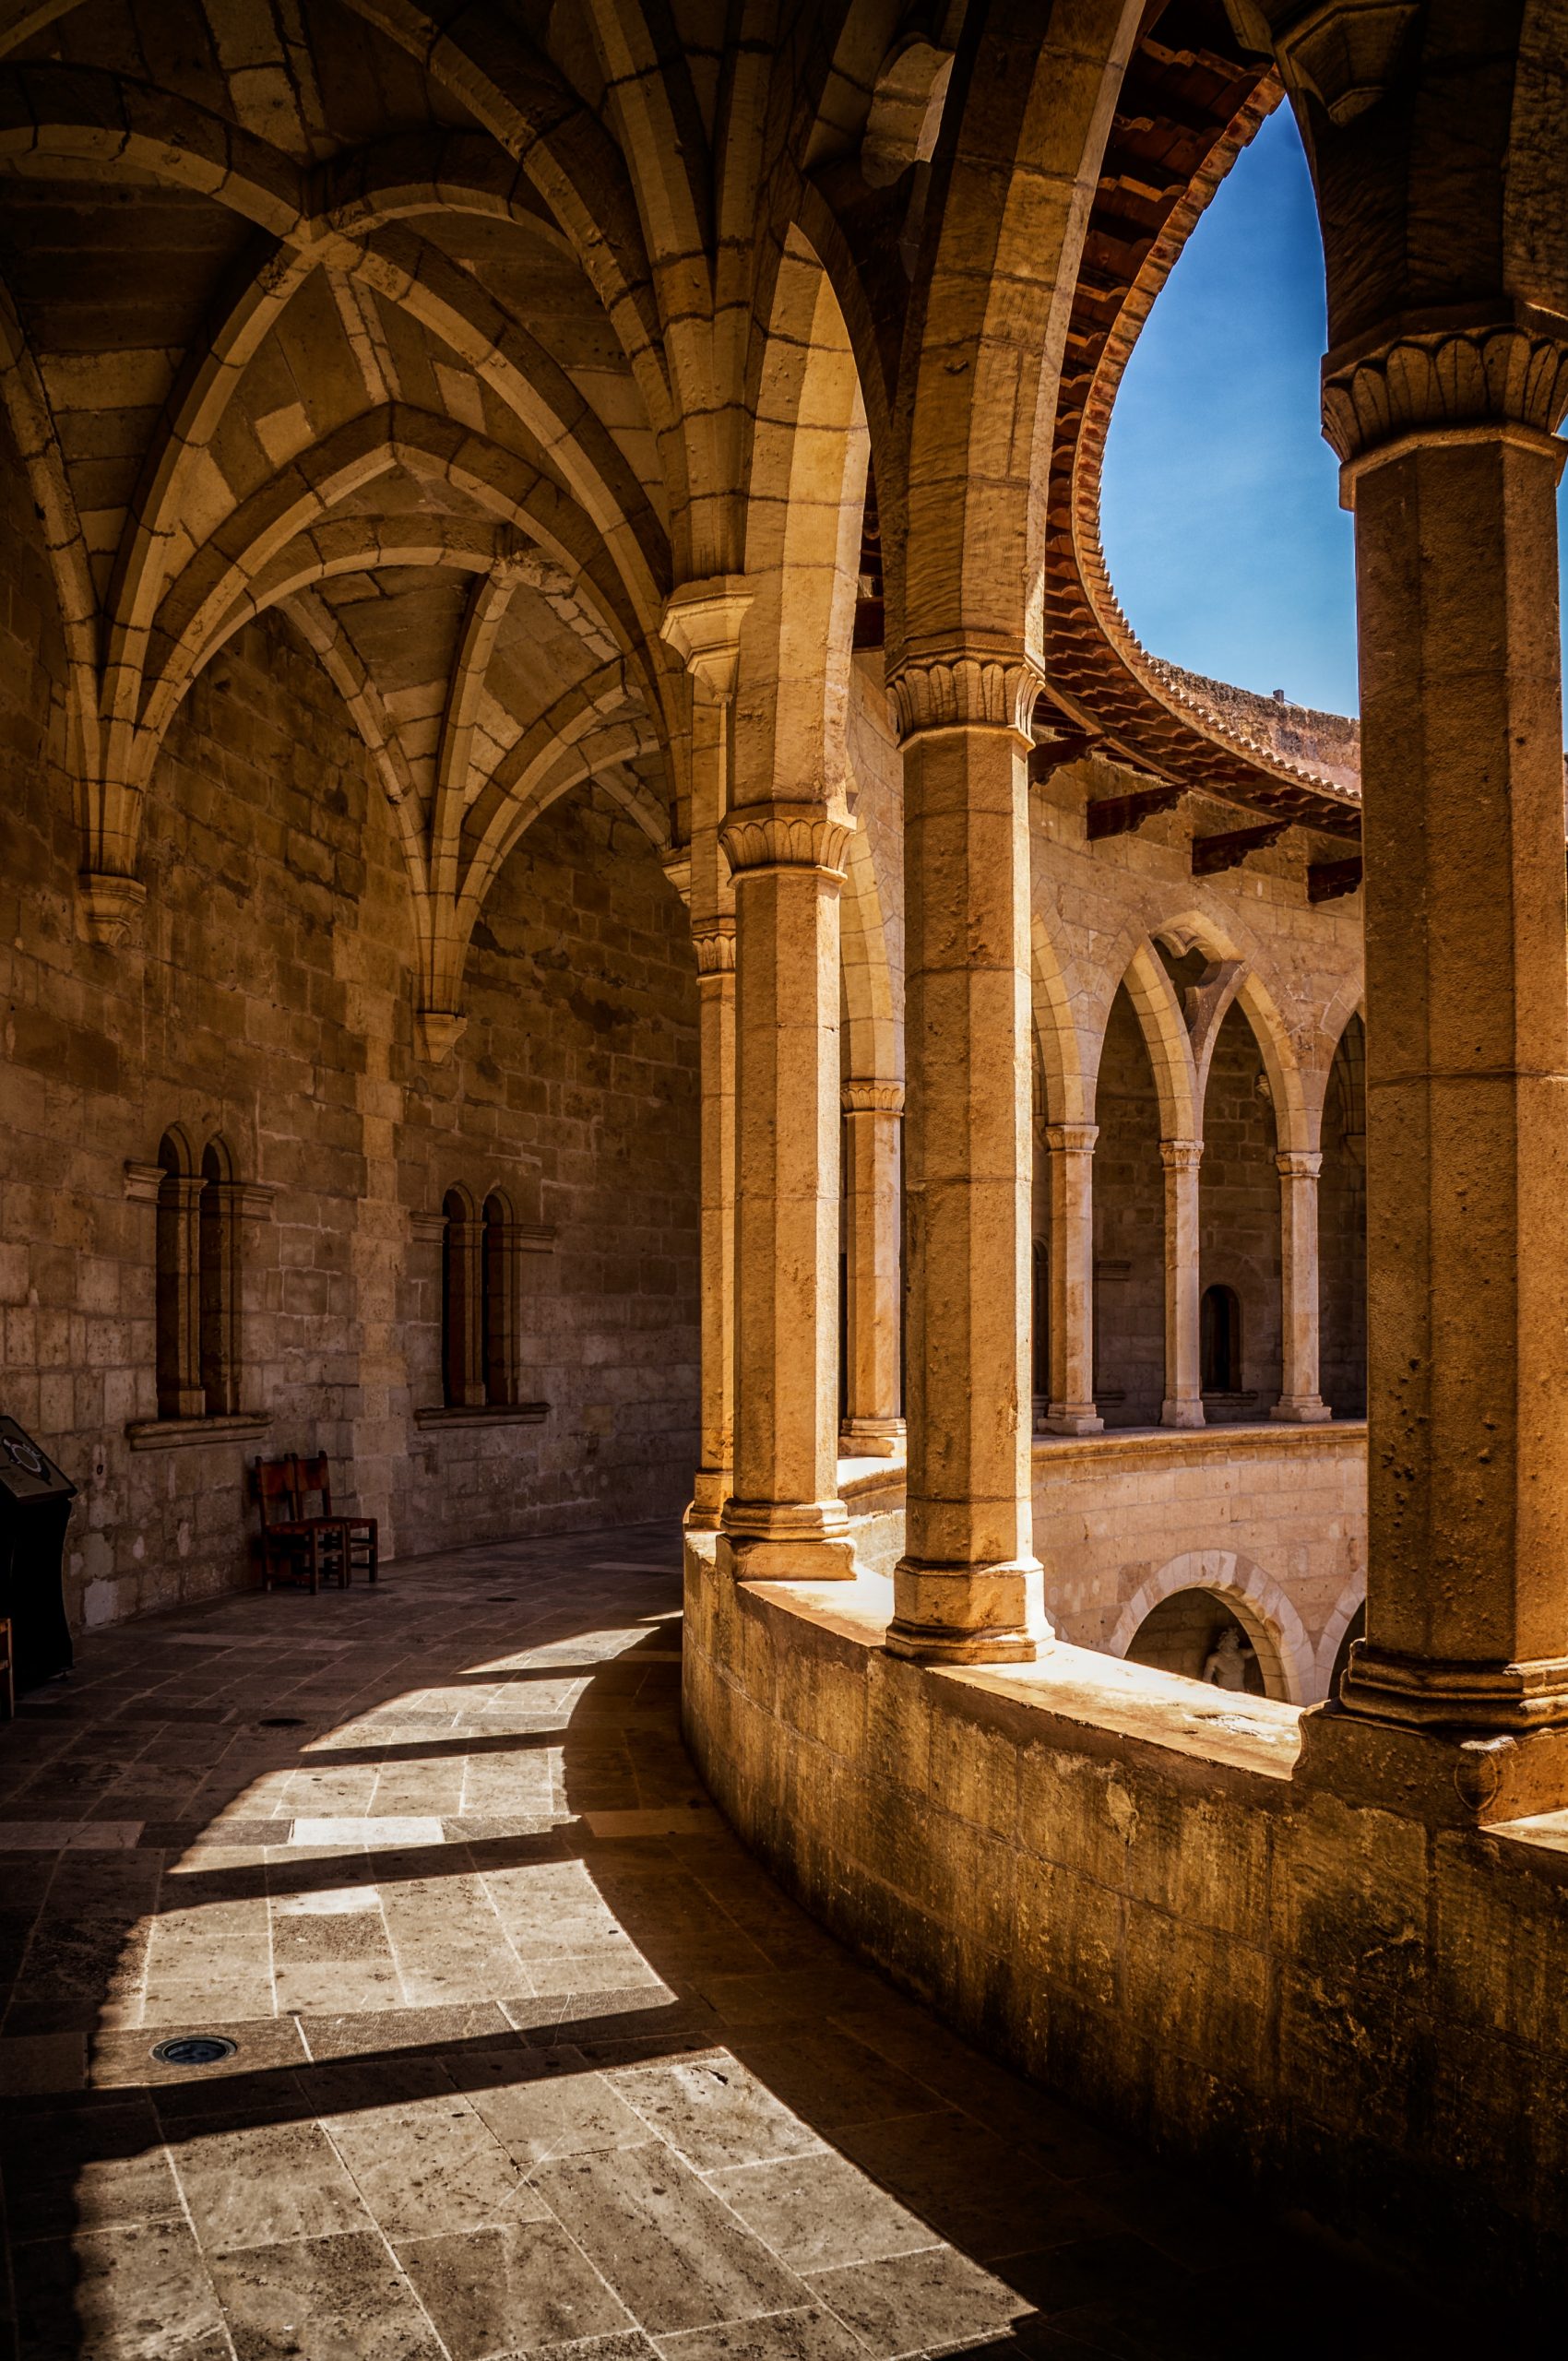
[0,2098,179,2242]
[802,2245,1036,2358]
[299,1998,521,2058]
[612,2056,830,2173]
[172,2118,371,2252]
[533,2142,811,2333]
[326,2090,552,2236]
[705,2151,938,2276]
[833,2112,1086,2262]
[398,2219,636,2355]
[654,2308,875,2361]
[208,2227,445,2360]
[11,2215,228,2361]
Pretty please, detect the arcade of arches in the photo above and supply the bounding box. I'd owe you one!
[2,0,1567,2335]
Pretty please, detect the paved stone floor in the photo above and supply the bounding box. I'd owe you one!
[0,1524,1442,2360]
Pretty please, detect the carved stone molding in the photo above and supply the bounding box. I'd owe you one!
[1043,1121,1099,1157]
[416,1009,467,1065]
[660,576,754,703]
[410,1210,449,1244]
[719,804,854,882]
[1324,319,1568,467]
[1159,1137,1204,1172]
[886,654,1045,744]
[692,917,737,975]
[123,1160,165,1206]
[661,848,693,908]
[1271,1,1418,125]
[841,1078,904,1115]
[1277,1149,1323,1181]
[79,872,146,948]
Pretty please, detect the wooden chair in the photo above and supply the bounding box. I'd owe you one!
[0,1616,12,1718]
[291,1454,379,1587]
[255,1457,327,1592]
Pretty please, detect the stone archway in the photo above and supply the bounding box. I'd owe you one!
[1108,1547,1315,1703]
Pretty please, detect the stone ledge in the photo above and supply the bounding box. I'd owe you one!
[1032,1417,1366,1466]
[125,1415,270,1452]
[412,1403,549,1432]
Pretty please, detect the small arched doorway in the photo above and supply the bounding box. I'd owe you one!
[1123,1586,1276,1697]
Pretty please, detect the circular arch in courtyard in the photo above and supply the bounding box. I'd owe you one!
[1108,1548,1315,1703]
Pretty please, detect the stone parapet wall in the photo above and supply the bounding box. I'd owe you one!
[683,1539,1568,2319]
[1034,1422,1366,1701]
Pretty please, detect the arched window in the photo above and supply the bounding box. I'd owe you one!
[442,1188,484,1408]
[482,1193,519,1407]
[156,1131,203,1420]
[156,1131,244,1419]
[1200,1284,1241,1394]
[199,1137,239,1416]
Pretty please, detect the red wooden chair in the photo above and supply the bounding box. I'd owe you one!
[291,1454,379,1586]
[255,1458,325,1592]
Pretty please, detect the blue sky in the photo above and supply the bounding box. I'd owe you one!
[1099,104,1358,716]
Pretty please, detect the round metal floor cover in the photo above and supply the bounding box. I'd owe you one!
[150,2035,237,2067]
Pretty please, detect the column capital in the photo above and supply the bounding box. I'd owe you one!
[720,802,853,882]
[691,915,736,974]
[1159,1136,1203,1171]
[886,651,1044,745]
[1043,1121,1098,1156]
[1324,309,1568,484]
[842,1078,903,1115]
[1277,1148,1323,1180]
[660,575,754,703]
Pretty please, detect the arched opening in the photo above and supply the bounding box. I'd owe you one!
[441,1186,482,1410]
[1091,984,1164,1425]
[198,1136,239,1417]
[1200,1283,1240,1394]
[1124,1586,1272,1697]
[1319,1013,1366,1417]
[1199,999,1281,1419]
[155,1130,202,1421]
[481,1192,517,1408]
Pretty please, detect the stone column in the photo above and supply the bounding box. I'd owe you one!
[1040,1121,1102,1435]
[717,802,855,1580]
[886,658,1044,1662]
[689,913,736,1525]
[1313,336,1568,1799]
[1159,1138,1204,1430]
[660,582,751,1531]
[1272,1148,1330,1423]
[840,1079,905,1457]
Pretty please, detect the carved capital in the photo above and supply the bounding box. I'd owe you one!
[1272,1,1418,125]
[719,803,854,882]
[1159,1137,1204,1172]
[1043,1121,1099,1157]
[1324,317,1568,469]
[886,654,1044,744]
[660,576,754,703]
[123,1160,165,1206]
[842,1078,904,1115]
[79,872,146,948]
[416,1010,467,1066]
[692,916,736,975]
[661,848,693,908]
[1277,1149,1324,1181]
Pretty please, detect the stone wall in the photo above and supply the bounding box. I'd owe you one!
[0,440,697,1631]
[683,1543,1568,2319]
[1198,1000,1282,1417]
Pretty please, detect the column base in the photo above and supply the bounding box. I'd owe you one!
[839,1417,906,1458]
[1337,1640,1568,1733]
[684,1467,731,1532]
[1039,1402,1103,1436]
[885,1557,1048,1663]
[1296,1695,1568,1827]
[1270,1395,1332,1424]
[1160,1399,1206,1430]
[718,1496,856,1582]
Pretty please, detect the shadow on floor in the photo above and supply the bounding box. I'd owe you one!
[0,1521,1449,2360]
